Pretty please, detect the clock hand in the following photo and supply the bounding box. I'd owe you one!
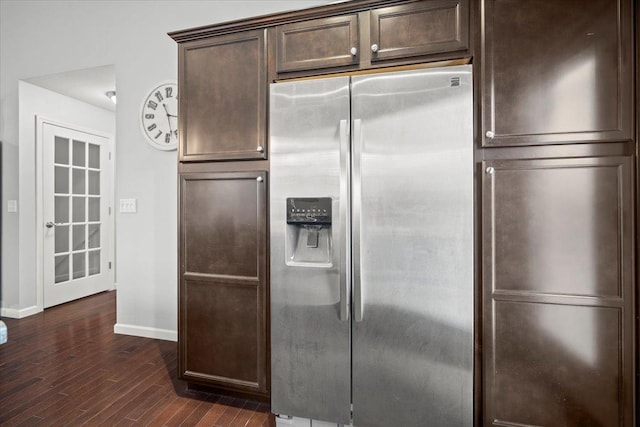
[162,103,174,133]
[162,103,177,117]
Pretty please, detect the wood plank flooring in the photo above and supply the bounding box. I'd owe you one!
[0,291,275,426]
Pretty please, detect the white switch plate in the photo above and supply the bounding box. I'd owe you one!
[7,200,17,213]
[119,198,137,213]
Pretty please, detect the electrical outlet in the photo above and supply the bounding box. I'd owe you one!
[119,199,137,213]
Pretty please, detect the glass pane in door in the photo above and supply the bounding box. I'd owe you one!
[55,196,69,223]
[72,197,86,222]
[88,198,100,221]
[88,224,100,249]
[72,140,85,166]
[72,169,86,194]
[73,224,86,250]
[55,255,69,283]
[88,250,100,276]
[55,225,69,254]
[88,171,100,195]
[55,137,69,165]
[88,144,100,169]
[55,167,69,194]
[73,253,86,279]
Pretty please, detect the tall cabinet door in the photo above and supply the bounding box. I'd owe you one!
[482,156,634,426]
[351,66,474,427]
[179,171,268,397]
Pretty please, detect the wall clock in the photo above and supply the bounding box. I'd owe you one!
[140,81,178,151]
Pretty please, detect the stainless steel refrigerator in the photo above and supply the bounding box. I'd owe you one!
[269,65,473,427]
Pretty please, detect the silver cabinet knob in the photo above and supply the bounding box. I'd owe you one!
[350,47,358,56]
[371,44,379,53]
[486,167,495,175]
[46,221,55,228]
[485,130,495,138]
[256,145,264,153]
[256,176,263,183]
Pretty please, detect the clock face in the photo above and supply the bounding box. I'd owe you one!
[140,82,178,151]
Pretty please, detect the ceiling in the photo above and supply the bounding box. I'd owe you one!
[24,64,116,112]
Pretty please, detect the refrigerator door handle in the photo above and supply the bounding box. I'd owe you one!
[339,119,350,321]
[352,118,364,322]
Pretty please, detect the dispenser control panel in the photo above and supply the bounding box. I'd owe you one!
[287,198,332,225]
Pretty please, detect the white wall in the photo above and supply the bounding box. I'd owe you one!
[0,1,332,337]
[15,81,116,317]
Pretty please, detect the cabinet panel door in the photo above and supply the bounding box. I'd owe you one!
[482,156,633,426]
[369,0,468,62]
[179,171,268,396]
[276,15,359,73]
[179,30,267,161]
[482,0,633,146]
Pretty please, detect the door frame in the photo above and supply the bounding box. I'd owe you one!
[35,116,116,312]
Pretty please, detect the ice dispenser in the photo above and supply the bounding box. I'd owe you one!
[286,197,332,267]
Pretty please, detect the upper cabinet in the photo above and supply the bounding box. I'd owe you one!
[276,15,359,73]
[274,0,469,77]
[369,0,468,63]
[481,0,633,146]
[178,29,267,161]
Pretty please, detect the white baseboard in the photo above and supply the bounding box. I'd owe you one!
[114,323,177,342]
[0,305,41,319]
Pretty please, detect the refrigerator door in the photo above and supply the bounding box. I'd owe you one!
[270,76,351,424]
[351,66,474,427]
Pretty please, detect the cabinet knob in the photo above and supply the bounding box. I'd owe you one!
[256,145,264,153]
[350,47,358,56]
[485,130,495,138]
[371,44,379,53]
[486,167,495,175]
[256,176,264,183]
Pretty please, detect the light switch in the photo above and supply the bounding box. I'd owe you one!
[7,200,17,213]
[119,199,137,213]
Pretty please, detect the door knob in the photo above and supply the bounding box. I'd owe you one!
[350,47,358,56]
[257,145,264,153]
[46,221,55,228]
[371,44,379,53]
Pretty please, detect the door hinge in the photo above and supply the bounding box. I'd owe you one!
[108,261,112,269]
[109,152,112,160]
[108,206,111,215]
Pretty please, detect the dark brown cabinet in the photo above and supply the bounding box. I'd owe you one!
[275,15,359,73]
[178,170,268,397]
[482,156,634,426]
[178,29,267,161]
[369,0,468,63]
[273,0,468,76]
[481,0,633,146]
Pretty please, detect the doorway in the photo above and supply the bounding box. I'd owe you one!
[18,65,117,312]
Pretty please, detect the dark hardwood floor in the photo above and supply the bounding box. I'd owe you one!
[0,291,275,426]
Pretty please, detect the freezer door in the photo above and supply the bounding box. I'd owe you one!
[270,76,352,424]
[351,66,474,427]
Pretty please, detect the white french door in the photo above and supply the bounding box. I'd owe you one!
[43,122,113,308]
